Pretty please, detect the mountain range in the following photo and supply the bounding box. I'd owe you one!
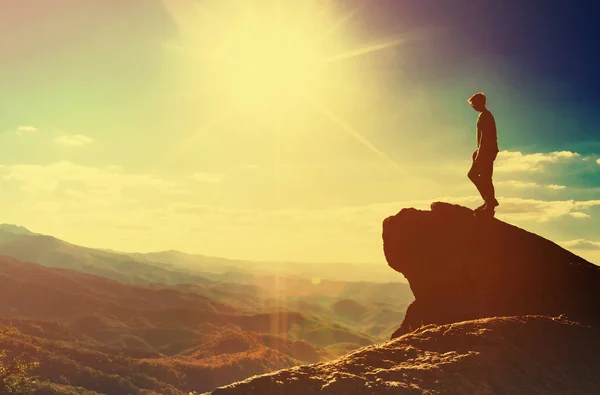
[0,223,413,394]
[3,201,598,394]
[207,202,600,395]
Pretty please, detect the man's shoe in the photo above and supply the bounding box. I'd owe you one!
[488,198,499,208]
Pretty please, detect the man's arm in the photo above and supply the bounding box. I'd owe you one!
[474,112,490,161]
[474,129,483,162]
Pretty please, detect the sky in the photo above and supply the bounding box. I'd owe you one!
[1,0,600,265]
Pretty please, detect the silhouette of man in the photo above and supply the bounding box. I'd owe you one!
[467,92,499,212]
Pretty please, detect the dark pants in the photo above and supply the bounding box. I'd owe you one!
[468,151,497,203]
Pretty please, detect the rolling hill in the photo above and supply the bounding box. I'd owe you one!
[0,223,415,393]
[0,223,401,285]
[0,255,381,394]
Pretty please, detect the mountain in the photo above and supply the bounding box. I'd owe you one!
[205,202,600,394]
[205,315,600,395]
[0,225,215,286]
[0,255,379,394]
[0,223,401,286]
[382,202,600,338]
[124,249,400,284]
[0,226,414,395]
[0,224,36,236]
[0,222,415,341]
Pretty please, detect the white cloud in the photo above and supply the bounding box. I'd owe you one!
[495,150,580,173]
[16,126,38,136]
[493,197,600,222]
[574,200,600,208]
[496,180,566,190]
[0,161,185,197]
[191,172,225,183]
[1,153,598,263]
[569,212,590,219]
[161,195,600,232]
[547,184,567,190]
[55,134,94,146]
[560,239,600,251]
[96,195,600,262]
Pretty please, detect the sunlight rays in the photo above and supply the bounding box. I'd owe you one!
[312,101,404,171]
[155,109,232,170]
[190,1,225,31]
[323,38,407,64]
[316,1,365,45]
[163,0,223,37]
[162,0,410,168]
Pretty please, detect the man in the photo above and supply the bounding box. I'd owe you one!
[467,92,499,213]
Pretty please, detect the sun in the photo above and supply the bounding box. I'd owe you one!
[205,12,328,121]
[160,0,409,168]
[163,0,404,123]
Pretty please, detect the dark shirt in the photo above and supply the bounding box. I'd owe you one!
[476,109,499,156]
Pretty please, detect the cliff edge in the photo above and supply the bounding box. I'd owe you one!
[383,202,600,338]
[206,315,600,394]
[202,202,600,394]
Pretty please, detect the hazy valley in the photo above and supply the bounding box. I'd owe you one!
[0,224,412,394]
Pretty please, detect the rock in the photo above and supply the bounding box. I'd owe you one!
[201,202,600,394]
[204,315,600,394]
[382,202,600,338]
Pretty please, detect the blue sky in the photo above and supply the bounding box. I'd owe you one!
[379,0,600,149]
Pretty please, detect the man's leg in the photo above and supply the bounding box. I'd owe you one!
[468,161,487,208]
[479,158,499,208]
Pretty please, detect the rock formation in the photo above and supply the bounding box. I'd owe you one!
[202,202,600,394]
[383,202,600,338]
[205,315,600,394]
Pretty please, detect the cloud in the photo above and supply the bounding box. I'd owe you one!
[495,150,580,173]
[560,239,600,251]
[16,126,38,136]
[3,167,599,262]
[492,197,600,222]
[547,184,568,190]
[163,195,600,232]
[55,134,94,146]
[569,212,590,219]
[0,161,185,197]
[106,195,600,262]
[191,172,225,183]
[496,180,566,190]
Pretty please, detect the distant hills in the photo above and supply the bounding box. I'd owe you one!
[0,223,402,284]
[0,223,413,394]
[0,255,379,394]
[5,199,597,395]
[206,202,600,395]
[0,224,215,286]
[0,224,36,236]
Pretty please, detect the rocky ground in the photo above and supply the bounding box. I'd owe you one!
[206,315,600,395]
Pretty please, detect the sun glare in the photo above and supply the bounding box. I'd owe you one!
[162,0,408,165]
[164,1,404,121]
[206,13,328,119]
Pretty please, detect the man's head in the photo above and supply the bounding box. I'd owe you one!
[467,92,486,112]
